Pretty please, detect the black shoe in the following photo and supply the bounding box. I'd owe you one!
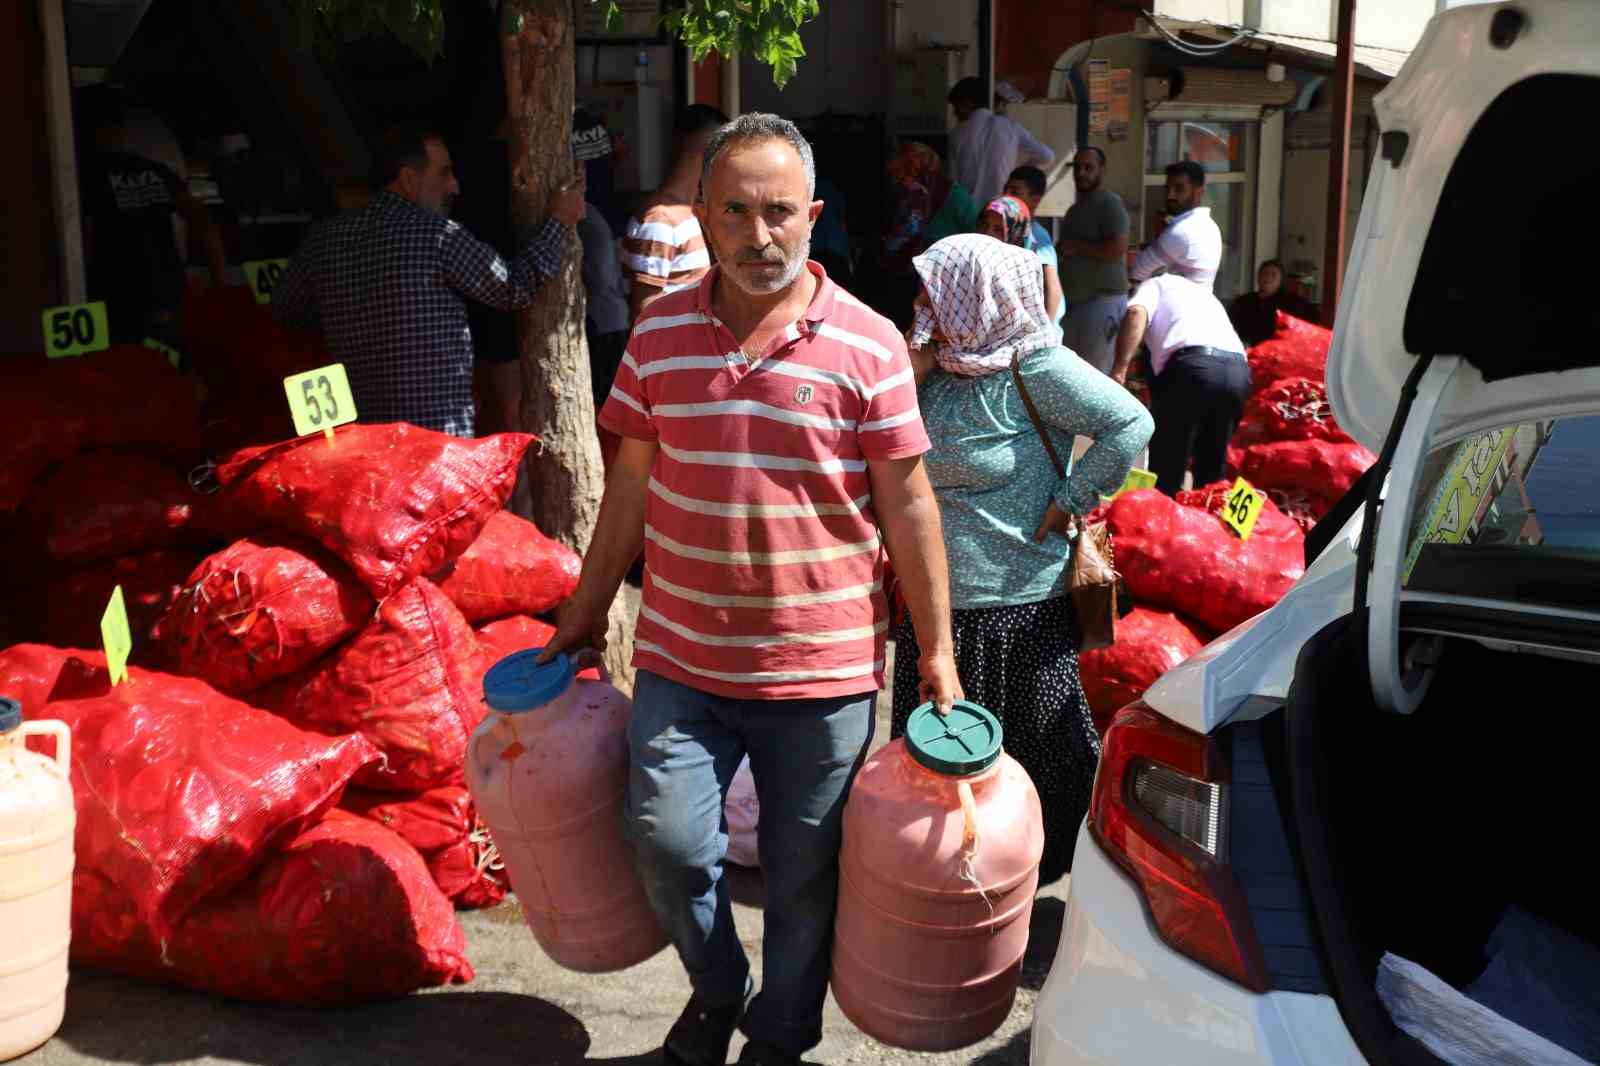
[734,1040,801,1066]
[664,989,747,1066]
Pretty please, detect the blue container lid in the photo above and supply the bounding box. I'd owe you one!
[483,649,574,713]
[0,697,18,734]
[904,700,1003,777]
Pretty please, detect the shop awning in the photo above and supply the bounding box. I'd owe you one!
[1239,31,1410,80]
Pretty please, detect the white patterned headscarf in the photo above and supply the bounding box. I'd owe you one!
[910,234,1060,377]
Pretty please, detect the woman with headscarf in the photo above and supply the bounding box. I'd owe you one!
[891,234,1153,884]
[877,142,978,327]
[979,194,1065,330]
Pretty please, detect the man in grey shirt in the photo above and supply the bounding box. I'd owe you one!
[1056,147,1130,375]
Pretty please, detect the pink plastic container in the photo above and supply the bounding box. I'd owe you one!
[831,701,1043,1051]
[466,651,666,973]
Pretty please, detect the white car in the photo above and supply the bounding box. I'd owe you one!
[1030,3,1600,1063]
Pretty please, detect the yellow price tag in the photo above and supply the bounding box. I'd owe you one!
[42,301,110,358]
[244,259,291,304]
[100,585,132,686]
[283,363,358,440]
[1113,467,1159,498]
[142,337,182,369]
[1221,477,1265,540]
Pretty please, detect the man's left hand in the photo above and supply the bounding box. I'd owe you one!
[917,650,964,715]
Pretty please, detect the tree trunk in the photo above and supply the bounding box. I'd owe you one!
[501,0,634,691]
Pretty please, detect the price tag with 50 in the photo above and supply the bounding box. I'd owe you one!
[245,259,290,304]
[42,301,110,358]
[284,363,357,441]
[1221,477,1265,540]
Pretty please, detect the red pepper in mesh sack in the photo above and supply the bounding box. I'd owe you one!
[34,656,379,939]
[1106,488,1305,634]
[1233,439,1378,517]
[41,550,204,656]
[26,451,213,565]
[71,810,473,1003]
[342,786,507,910]
[1246,311,1330,395]
[1242,376,1354,444]
[161,535,375,695]
[257,578,487,792]
[1079,607,1212,736]
[215,424,536,600]
[435,511,581,623]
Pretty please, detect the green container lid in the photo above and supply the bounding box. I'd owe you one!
[904,700,1003,777]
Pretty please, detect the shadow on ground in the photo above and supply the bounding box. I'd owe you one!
[55,977,651,1066]
[1021,896,1066,991]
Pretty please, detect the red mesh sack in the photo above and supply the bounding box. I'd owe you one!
[70,810,473,1002]
[161,536,375,695]
[0,643,92,715]
[475,615,602,681]
[41,550,204,654]
[0,364,91,513]
[26,451,211,565]
[1234,439,1377,516]
[342,786,507,909]
[1242,377,1353,444]
[215,424,537,599]
[1106,489,1305,634]
[1247,312,1330,395]
[38,657,378,936]
[1079,608,1210,736]
[435,511,581,622]
[258,578,487,792]
[1175,481,1305,543]
[181,284,328,388]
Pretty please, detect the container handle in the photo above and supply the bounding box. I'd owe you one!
[956,779,995,922]
[19,721,71,776]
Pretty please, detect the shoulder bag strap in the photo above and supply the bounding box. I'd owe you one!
[1009,351,1068,481]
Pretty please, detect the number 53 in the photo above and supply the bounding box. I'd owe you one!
[301,374,339,424]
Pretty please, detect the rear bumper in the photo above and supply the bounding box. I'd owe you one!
[1029,823,1367,1066]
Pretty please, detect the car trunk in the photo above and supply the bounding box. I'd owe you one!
[1283,616,1600,1065]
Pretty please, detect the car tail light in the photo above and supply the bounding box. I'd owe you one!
[1088,701,1270,992]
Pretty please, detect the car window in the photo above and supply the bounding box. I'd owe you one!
[1402,417,1600,607]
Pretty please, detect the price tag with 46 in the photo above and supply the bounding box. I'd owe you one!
[283,363,357,441]
[1221,477,1265,540]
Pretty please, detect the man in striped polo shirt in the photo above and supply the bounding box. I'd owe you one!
[622,104,727,322]
[546,114,959,1066]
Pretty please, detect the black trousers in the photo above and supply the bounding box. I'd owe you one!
[1149,347,1252,495]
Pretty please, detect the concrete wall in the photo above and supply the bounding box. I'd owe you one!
[740,2,891,118]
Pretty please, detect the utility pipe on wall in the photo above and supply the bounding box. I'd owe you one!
[1322,0,1356,325]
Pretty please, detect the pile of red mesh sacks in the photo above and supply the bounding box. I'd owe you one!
[1229,313,1376,523]
[0,420,586,1004]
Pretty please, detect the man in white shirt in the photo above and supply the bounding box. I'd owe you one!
[1111,274,1250,495]
[1130,160,1222,291]
[946,77,1056,206]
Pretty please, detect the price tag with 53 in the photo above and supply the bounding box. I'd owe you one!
[1221,477,1265,540]
[284,364,357,442]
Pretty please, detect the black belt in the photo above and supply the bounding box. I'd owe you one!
[1170,345,1246,361]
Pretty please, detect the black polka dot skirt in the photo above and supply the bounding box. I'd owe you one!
[892,595,1100,885]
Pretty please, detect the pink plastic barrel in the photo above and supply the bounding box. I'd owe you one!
[466,650,666,973]
[831,701,1043,1051]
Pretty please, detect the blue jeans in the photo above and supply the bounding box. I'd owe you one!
[624,670,876,1057]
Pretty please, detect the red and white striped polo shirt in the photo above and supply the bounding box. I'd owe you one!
[599,261,930,699]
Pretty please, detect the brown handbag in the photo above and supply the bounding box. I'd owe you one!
[1009,353,1121,651]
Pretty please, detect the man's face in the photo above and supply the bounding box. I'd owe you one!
[1073,151,1104,195]
[1258,263,1284,299]
[951,99,977,122]
[402,137,461,217]
[1003,178,1041,214]
[696,138,822,297]
[1165,173,1204,216]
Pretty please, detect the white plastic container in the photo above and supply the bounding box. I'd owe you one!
[0,698,73,1061]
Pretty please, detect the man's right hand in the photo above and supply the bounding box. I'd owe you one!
[551,179,586,227]
[537,599,609,670]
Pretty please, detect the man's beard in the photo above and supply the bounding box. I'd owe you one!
[1075,176,1100,195]
[720,236,811,296]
